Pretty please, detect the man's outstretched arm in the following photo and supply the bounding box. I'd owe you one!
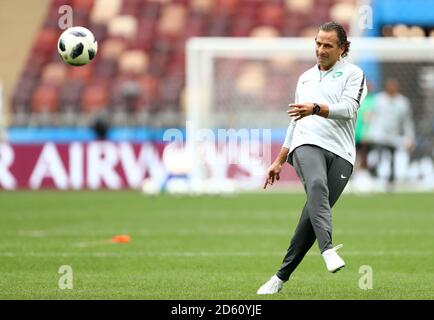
[264,147,289,189]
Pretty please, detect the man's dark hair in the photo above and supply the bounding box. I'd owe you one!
[318,21,351,57]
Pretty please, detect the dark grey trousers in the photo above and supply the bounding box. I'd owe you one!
[276,144,353,281]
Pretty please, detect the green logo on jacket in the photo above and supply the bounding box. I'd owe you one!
[333,71,343,79]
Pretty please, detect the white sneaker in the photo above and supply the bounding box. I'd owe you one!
[256,275,284,295]
[322,244,345,273]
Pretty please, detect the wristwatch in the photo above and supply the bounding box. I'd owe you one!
[312,103,321,115]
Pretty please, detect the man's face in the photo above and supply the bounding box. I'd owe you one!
[385,79,399,96]
[315,30,344,70]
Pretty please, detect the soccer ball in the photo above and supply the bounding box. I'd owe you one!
[57,26,98,66]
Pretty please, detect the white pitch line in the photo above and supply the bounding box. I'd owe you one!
[13,229,434,237]
[17,230,49,237]
[0,250,431,258]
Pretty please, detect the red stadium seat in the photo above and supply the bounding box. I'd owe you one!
[190,0,213,14]
[22,53,49,79]
[43,17,60,30]
[51,0,71,8]
[138,74,160,111]
[148,51,170,77]
[12,79,37,114]
[157,4,187,37]
[159,74,184,109]
[183,11,207,38]
[216,0,240,14]
[88,23,107,43]
[329,1,356,27]
[110,77,143,113]
[258,4,285,29]
[207,13,231,37]
[231,16,254,37]
[72,0,94,11]
[108,15,138,40]
[32,84,60,113]
[134,18,157,49]
[169,53,185,73]
[250,25,281,38]
[68,63,94,82]
[282,11,307,36]
[120,0,142,15]
[237,0,258,18]
[140,1,162,20]
[81,82,109,113]
[60,80,85,112]
[90,0,122,24]
[118,50,149,76]
[94,58,118,79]
[172,0,188,5]
[71,9,90,28]
[100,38,126,59]
[34,28,59,54]
[285,0,313,14]
[41,62,67,86]
[299,26,319,37]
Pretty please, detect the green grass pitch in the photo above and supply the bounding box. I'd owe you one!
[0,191,433,299]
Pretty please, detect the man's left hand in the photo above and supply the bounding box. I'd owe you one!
[287,103,314,121]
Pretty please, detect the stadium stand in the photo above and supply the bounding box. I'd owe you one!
[10,0,340,127]
[10,0,434,128]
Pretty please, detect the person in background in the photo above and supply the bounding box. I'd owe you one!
[352,81,376,190]
[366,78,415,191]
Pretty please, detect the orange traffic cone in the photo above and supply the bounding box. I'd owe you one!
[111,235,131,243]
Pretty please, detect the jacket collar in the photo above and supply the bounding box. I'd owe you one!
[317,58,344,73]
[315,59,344,81]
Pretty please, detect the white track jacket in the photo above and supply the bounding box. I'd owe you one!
[283,59,367,165]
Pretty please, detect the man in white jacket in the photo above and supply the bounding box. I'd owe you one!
[257,22,367,294]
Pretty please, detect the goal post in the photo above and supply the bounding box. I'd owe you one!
[186,37,316,129]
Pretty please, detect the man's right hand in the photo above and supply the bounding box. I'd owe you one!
[263,162,282,189]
